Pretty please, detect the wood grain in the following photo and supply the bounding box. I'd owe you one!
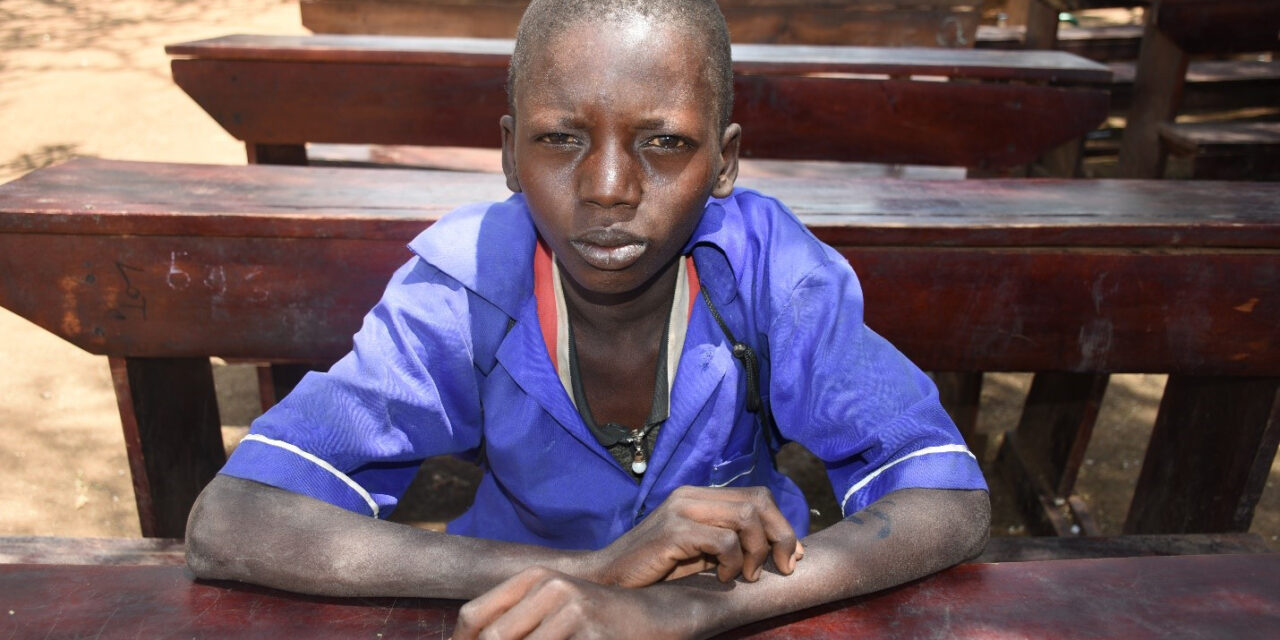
[2,555,1278,638]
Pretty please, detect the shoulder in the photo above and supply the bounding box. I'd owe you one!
[694,188,855,315]
[403,193,537,318]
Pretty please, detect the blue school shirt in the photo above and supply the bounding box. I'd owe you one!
[220,187,987,548]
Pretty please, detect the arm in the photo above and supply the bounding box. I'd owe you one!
[185,475,592,599]
[452,487,990,639]
[186,476,801,599]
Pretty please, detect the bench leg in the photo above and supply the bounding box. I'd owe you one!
[996,372,1108,536]
[255,363,317,412]
[935,372,983,451]
[109,357,226,538]
[1125,375,1280,534]
[1116,16,1188,179]
[1024,0,1059,50]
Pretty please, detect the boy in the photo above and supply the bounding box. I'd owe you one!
[185,0,990,637]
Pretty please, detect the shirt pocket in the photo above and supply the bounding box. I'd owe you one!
[708,429,766,488]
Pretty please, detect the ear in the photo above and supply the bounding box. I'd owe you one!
[711,123,741,199]
[500,115,522,193]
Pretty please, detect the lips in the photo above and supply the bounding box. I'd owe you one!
[570,228,648,270]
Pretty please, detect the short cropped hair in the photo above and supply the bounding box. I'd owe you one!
[507,0,734,131]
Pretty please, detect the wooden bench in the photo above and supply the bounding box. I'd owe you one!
[1118,0,1280,179]
[2,551,1277,637]
[299,0,985,48]
[164,34,1111,173]
[2,157,1277,541]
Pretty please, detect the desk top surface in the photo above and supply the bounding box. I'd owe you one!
[1,554,1277,639]
[165,33,1112,83]
[3,159,1279,248]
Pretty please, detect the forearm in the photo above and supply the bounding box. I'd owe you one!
[185,475,591,600]
[655,488,991,639]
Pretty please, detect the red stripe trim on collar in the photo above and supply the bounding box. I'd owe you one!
[533,243,700,371]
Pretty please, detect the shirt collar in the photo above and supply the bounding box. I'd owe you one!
[408,189,750,316]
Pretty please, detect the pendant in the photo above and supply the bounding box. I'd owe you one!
[631,444,647,475]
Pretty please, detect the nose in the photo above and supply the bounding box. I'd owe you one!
[578,138,640,210]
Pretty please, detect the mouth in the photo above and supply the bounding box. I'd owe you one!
[570,228,648,270]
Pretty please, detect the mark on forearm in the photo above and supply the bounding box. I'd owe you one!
[867,508,892,539]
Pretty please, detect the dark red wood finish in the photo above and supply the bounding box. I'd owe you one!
[2,555,1278,639]
[4,158,1279,537]
[297,0,985,49]
[165,34,1110,170]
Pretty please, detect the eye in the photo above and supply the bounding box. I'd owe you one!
[643,135,691,150]
[535,132,581,145]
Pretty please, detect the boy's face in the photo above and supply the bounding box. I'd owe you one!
[501,17,740,299]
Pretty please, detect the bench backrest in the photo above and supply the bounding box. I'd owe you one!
[299,0,984,48]
[166,34,1111,170]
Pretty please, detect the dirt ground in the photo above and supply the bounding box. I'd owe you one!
[1,0,1277,550]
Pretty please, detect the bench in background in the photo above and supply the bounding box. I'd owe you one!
[164,34,1111,173]
[2,157,1276,540]
[1118,0,1280,179]
[299,0,985,48]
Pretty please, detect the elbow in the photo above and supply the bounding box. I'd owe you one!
[183,476,255,581]
[954,489,991,562]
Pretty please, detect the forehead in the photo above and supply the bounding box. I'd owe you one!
[515,17,715,122]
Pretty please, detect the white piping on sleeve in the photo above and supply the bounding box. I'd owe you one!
[839,444,976,516]
[241,434,380,518]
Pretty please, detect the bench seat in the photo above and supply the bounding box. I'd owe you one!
[1159,121,1280,180]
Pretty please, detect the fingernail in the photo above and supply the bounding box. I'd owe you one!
[752,566,762,581]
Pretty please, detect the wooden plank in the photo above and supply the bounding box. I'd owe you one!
[11,159,1280,246]
[1160,122,1280,156]
[169,57,1108,170]
[1153,0,1280,55]
[2,159,1278,373]
[1116,13,1186,179]
[1125,376,1280,534]
[2,556,1278,638]
[0,537,185,566]
[109,357,225,538]
[300,0,983,48]
[977,24,1144,61]
[1109,60,1280,114]
[974,532,1273,563]
[165,34,1113,83]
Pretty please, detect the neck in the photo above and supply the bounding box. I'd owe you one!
[560,257,680,335]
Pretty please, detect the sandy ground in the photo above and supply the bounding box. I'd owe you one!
[1,0,1277,549]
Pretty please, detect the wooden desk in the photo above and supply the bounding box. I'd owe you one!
[165,34,1111,171]
[299,0,986,48]
[2,158,1278,539]
[2,554,1277,638]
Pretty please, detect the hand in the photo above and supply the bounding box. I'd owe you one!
[452,566,688,640]
[583,486,803,587]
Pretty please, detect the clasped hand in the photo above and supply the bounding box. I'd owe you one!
[452,486,802,640]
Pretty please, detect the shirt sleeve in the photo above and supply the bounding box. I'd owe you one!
[219,257,485,518]
[768,257,987,517]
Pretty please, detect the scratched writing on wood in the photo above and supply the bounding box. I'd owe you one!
[110,261,147,321]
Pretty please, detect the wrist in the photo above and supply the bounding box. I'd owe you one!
[551,548,608,584]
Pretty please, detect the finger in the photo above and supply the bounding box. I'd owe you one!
[663,555,717,582]
[476,575,574,640]
[453,567,551,640]
[671,491,785,580]
[738,489,799,575]
[669,520,744,583]
[523,597,587,640]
